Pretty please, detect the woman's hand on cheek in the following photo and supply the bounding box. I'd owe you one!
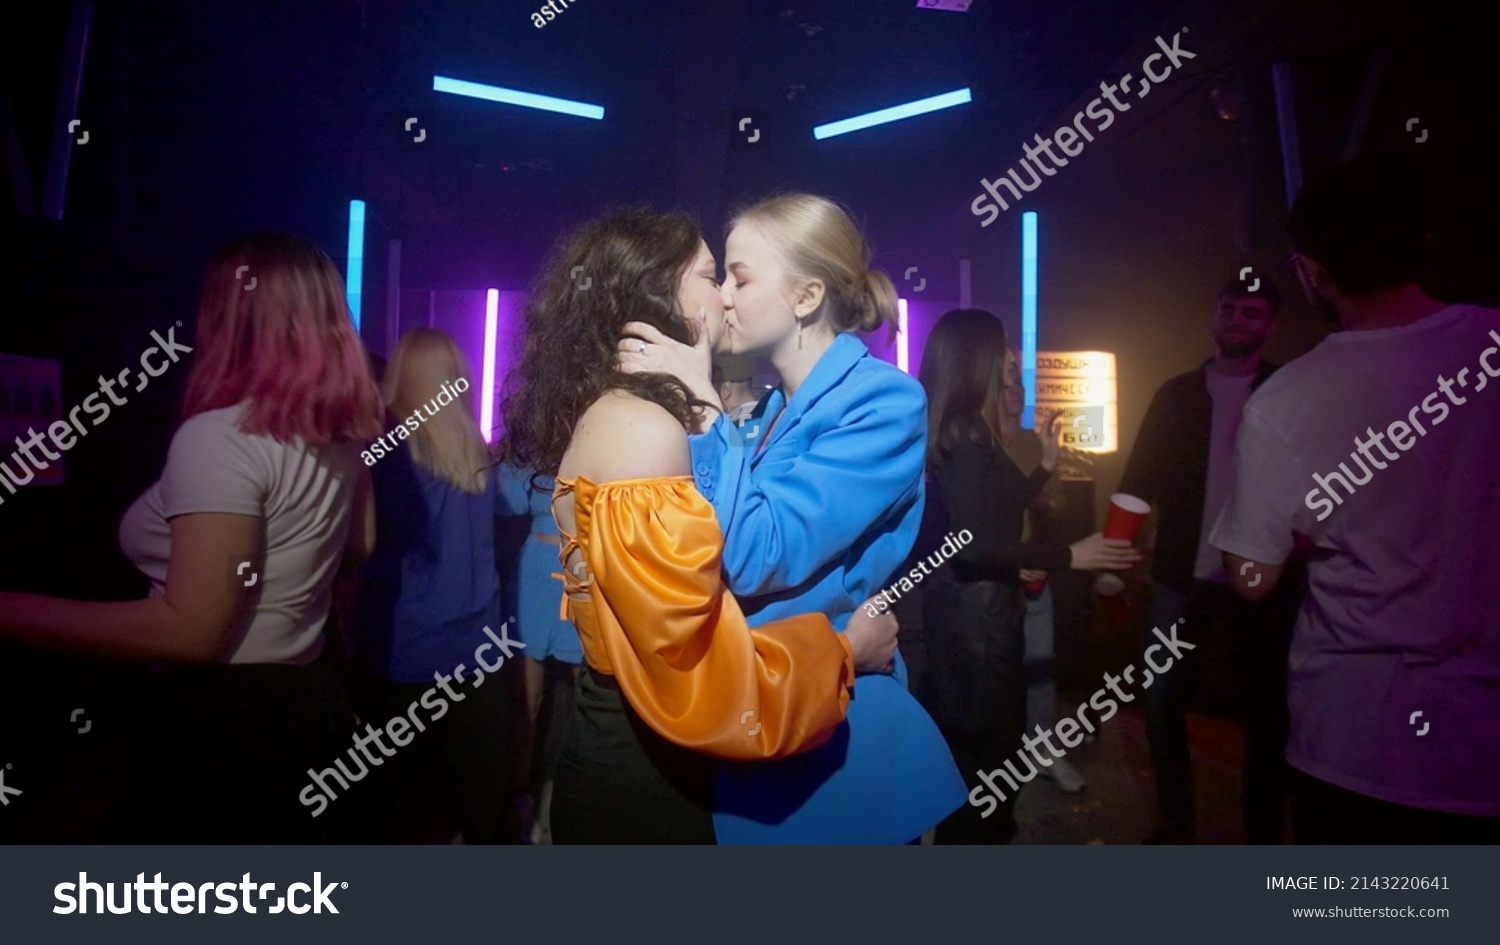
[617,315,722,425]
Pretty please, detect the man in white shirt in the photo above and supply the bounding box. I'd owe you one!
[1213,154,1500,842]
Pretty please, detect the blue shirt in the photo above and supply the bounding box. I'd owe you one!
[495,463,583,664]
[356,439,503,683]
[688,332,967,843]
[496,463,558,536]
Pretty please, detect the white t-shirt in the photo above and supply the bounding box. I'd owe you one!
[1211,304,1500,815]
[1193,369,1256,581]
[118,402,364,664]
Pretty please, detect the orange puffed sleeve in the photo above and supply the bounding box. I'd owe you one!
[573,477,855,761]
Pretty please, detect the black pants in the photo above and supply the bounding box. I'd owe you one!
[1236,586,1297,843]
[551,668,716,844]
[531,658,579,792]
[1145,578,1297,842]
[352,673,518,844]
[1290,769,1500,844]
[935,726,1022,844]
[921,577,1028,845]
[101,657,359,844]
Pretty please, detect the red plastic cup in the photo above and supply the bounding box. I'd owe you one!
[1023,576,1046,598]
[1102,493,1150,542]
[1095,493,1149,596]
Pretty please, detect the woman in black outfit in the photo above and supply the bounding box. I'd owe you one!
[917,309,1139,844]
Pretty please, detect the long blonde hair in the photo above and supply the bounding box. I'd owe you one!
[382,329,489,493]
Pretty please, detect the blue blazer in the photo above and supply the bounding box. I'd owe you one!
[688,332,966,843]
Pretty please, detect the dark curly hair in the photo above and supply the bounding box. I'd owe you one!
[496,208,715,481]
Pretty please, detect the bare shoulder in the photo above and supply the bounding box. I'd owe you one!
[563,389,691,482]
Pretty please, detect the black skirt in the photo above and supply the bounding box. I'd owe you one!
[550,668,716,844]
[919,572,1028,738]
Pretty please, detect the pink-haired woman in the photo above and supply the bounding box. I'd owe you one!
[0,232,383,842]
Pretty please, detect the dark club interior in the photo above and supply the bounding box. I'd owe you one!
[1,0,1497,934]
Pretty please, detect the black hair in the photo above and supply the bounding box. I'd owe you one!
[1286,153,1430,296]
[497,208,714,482]
[918,309,1009,466]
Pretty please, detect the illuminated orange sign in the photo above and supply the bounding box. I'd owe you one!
[1034,350,1117,453]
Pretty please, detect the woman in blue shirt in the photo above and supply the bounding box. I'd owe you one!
[354,328,518,843]
[619,193,967,843]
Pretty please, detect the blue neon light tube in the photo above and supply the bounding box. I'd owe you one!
[433,75,604,120]
[346,199,365,332]
[813,88,971,140]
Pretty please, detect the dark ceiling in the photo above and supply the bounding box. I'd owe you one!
[10,0,1493,281]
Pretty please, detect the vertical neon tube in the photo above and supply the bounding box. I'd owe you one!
[1021,210,1038,430]
[897,297,909,373]
[482,289,498,442]
[346,199,366,332]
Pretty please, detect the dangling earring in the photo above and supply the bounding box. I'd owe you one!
[797,316,803,350]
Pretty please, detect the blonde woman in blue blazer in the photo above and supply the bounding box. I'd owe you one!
[618,193,966,843]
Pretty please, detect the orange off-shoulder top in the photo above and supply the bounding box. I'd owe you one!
[551,475,856,761]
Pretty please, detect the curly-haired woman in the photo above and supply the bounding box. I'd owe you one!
[497,208,899,843]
